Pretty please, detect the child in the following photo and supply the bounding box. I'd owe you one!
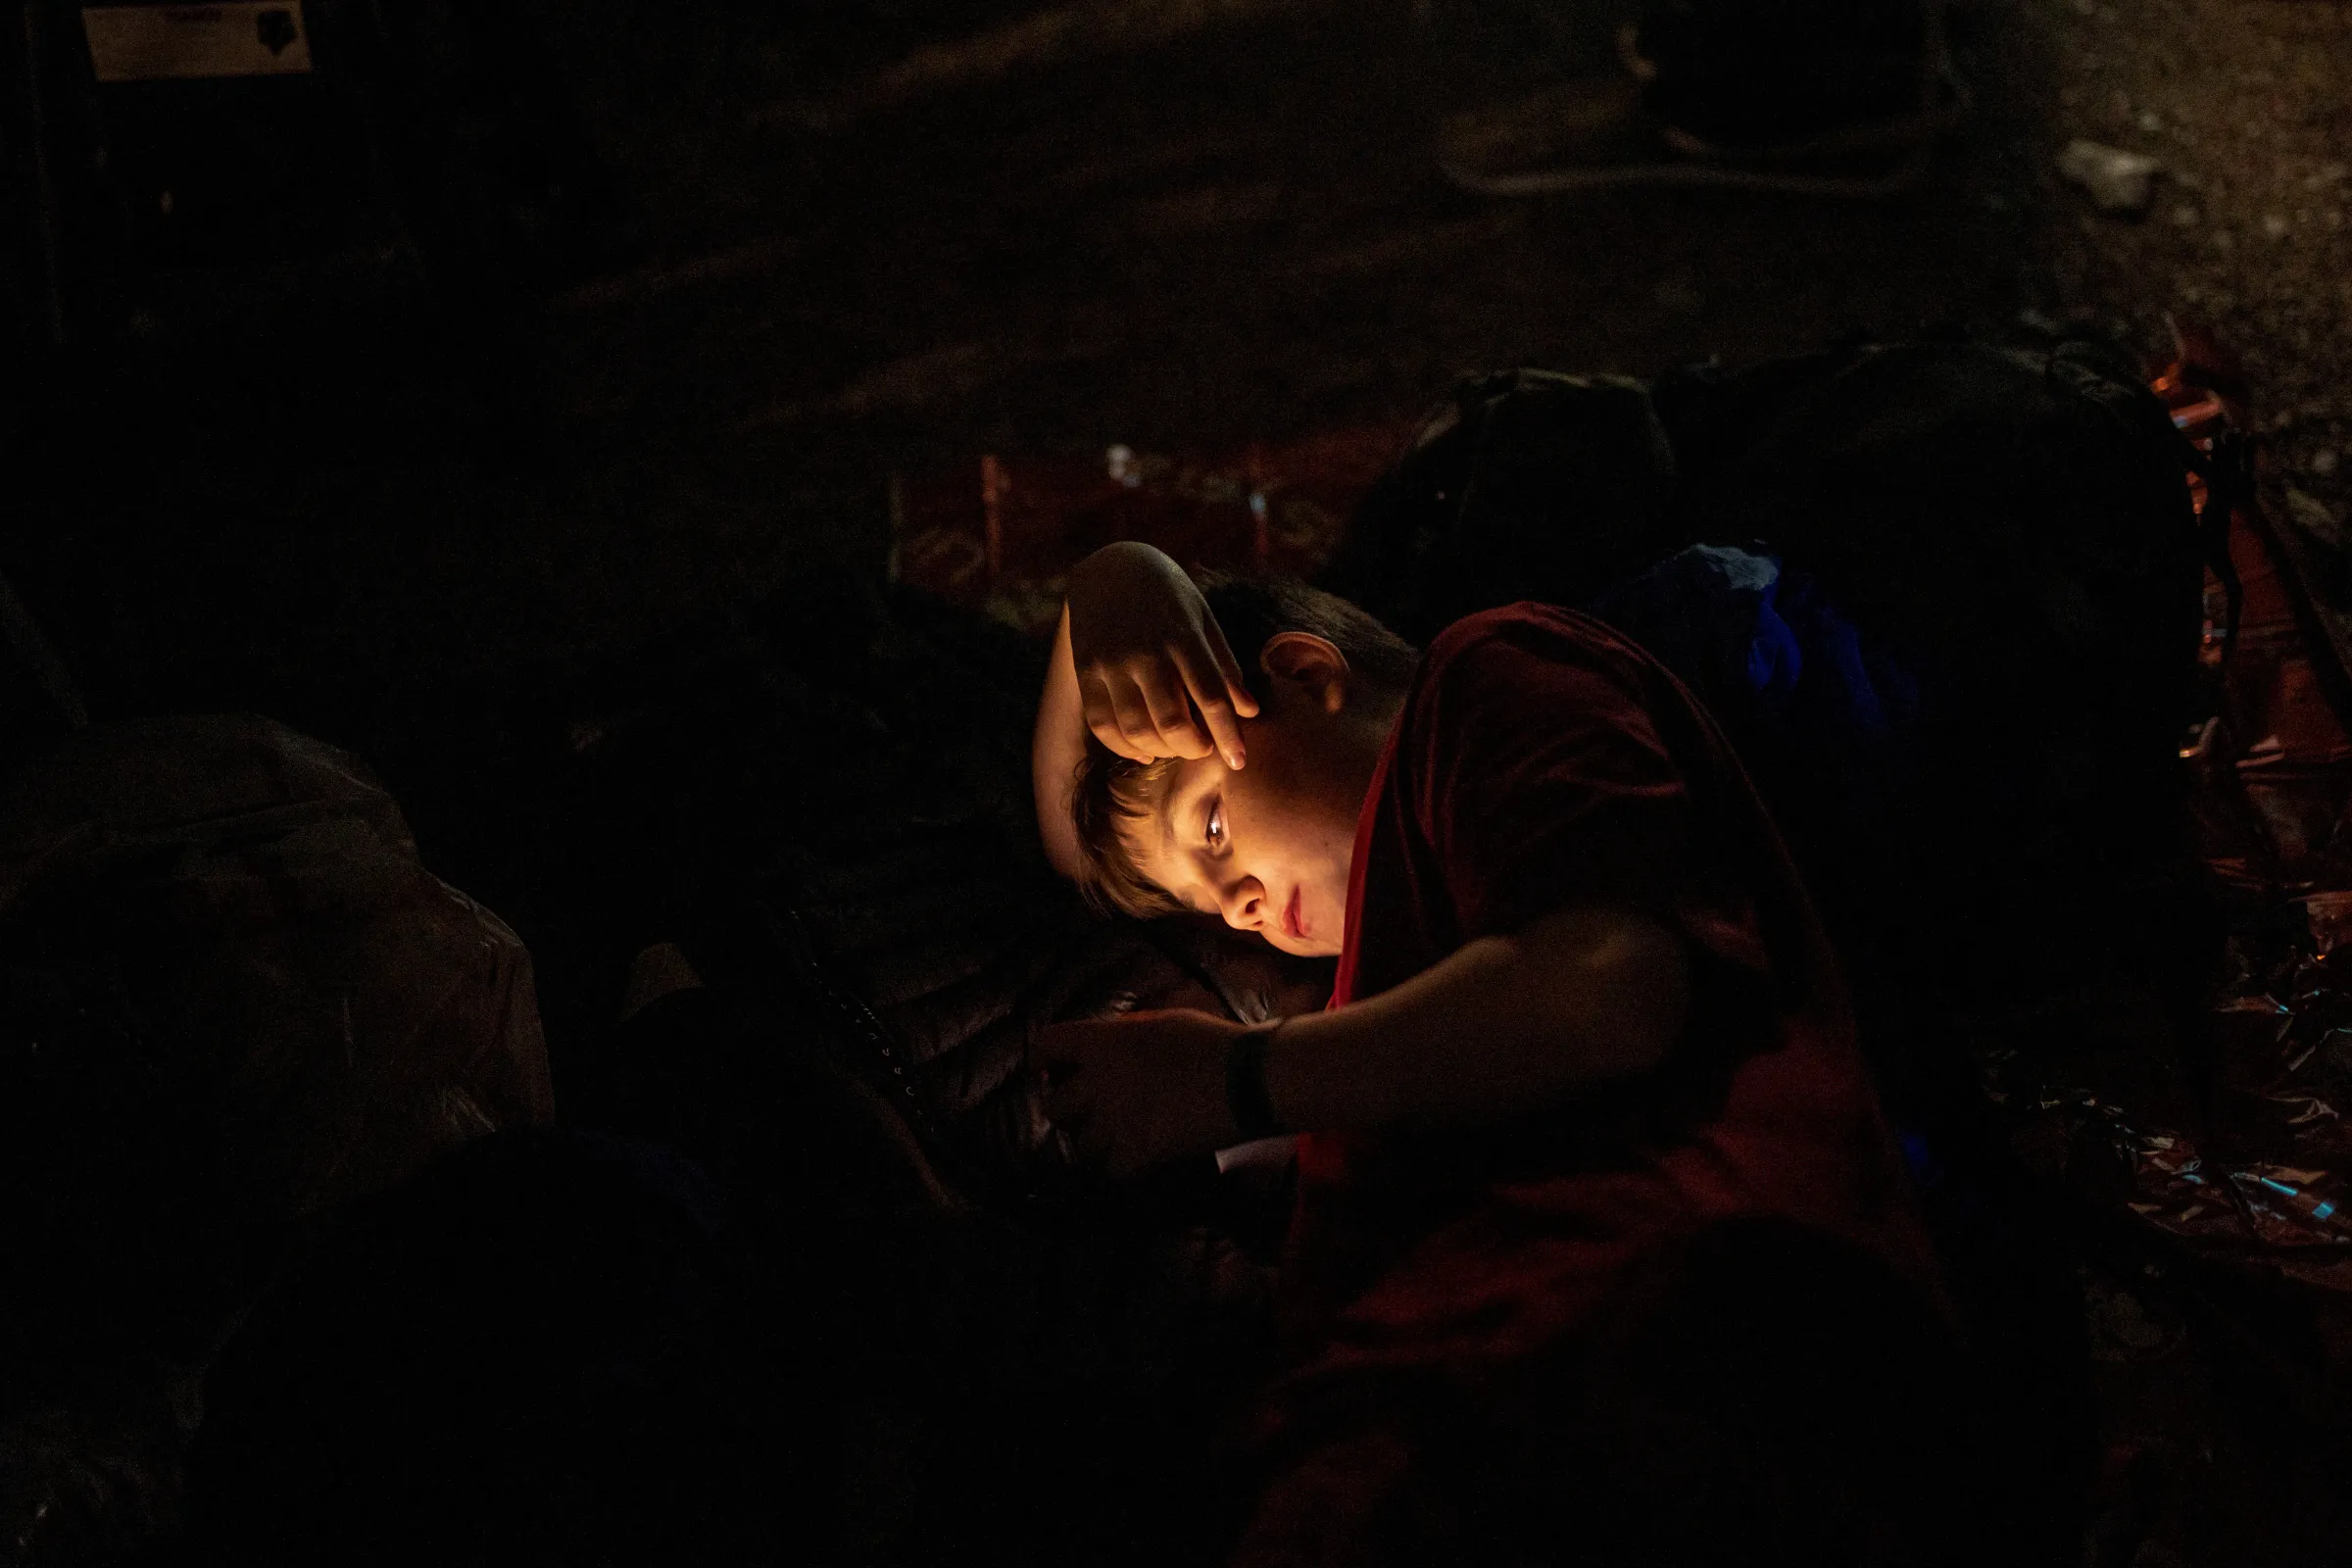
[1032,542,1987,1565]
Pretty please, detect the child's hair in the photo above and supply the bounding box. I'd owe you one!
[1070,572,1418,920]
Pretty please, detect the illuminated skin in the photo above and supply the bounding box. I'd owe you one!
[1031,544,1692,1179]
[1033,541,1260,884]
[1122,631,1390,959]
[1029,541,1387,956]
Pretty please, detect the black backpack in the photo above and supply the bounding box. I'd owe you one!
[1323,336,2215,1022]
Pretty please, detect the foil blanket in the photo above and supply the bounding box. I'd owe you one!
[1982,946,2352,1297]
[1982,367,2352,1300]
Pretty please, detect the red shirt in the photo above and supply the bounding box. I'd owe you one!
[1276,604,1938,1377]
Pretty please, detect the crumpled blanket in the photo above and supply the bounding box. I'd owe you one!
[0,714,553,1567]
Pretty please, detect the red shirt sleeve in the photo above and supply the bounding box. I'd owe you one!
[1401,610,1774,980]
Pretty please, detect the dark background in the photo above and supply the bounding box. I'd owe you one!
[2,0,2346,1002]
[3,7,2350,1563]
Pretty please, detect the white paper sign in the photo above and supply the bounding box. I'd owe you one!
[82,4,313,82]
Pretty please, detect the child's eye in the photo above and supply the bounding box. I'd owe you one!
[1206,798,1226,850]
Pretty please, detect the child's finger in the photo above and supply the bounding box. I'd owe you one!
[1139,672,1214,760]
[1088,719,1152,763]
[1169,643,1249,770]
[1104,679,1168,761]
[1200,617,1260,718]
[1079,673,1150,762]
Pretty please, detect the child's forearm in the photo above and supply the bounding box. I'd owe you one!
[1033,605,1090,879]
[1261,905,1692,1134]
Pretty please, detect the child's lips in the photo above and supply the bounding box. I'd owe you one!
[1284,887,1305,941]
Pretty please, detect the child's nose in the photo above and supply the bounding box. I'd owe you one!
[1219,878,1265,930]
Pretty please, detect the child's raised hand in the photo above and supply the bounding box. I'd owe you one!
[1065,543,1258,769]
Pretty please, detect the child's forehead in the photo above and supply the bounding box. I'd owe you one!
[1143,756,1218,830]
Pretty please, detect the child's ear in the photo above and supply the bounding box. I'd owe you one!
[1259,632,1350,712]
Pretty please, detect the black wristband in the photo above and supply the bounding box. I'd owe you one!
[1225,1019,1286,1142]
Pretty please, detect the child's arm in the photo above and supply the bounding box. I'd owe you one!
[1032,543,1258,878]
[1035,904,1692,1176]
[1263,904,1691,1132]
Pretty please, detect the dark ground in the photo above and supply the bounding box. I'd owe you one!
[4,5,2351,1560]
[7,0,2346,916]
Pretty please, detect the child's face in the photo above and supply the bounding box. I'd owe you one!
[1125,635,1391,958]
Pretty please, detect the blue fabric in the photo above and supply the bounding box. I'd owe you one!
[1583,545,1795,718]
[1581,543,1919,831]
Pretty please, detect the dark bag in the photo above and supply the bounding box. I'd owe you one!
[1324,337,2210,1015]
[1320,368,1682,645]
[1657,338,2205,923]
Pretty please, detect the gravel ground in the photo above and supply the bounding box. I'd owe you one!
[2031,0,2350,508]
[11,0,2345,714]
